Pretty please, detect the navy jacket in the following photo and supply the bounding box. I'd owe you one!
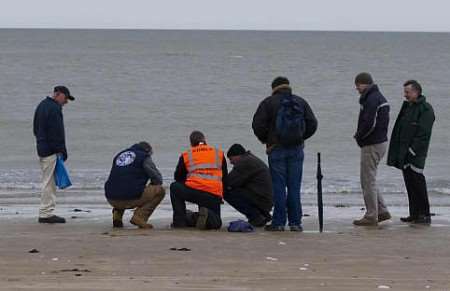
[33,97,68,160]
[105,144,155,200]
[252,88,318,147]
[354,85,390,147]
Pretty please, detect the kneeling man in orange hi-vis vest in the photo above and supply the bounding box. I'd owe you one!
[170,130,228,230]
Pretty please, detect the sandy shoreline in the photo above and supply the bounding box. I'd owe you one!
[1,203,450,290]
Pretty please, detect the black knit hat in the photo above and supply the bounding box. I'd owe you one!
[227,144,246,157]
[354,72,374,85]
[271,76,290,89]
[137,141,152,153]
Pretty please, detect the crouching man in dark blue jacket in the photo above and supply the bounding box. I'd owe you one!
[105,142,165,229]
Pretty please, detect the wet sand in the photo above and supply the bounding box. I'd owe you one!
[1,204,450,291]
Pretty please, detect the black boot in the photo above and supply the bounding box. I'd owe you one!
[400,216,416,223]
[413,215,431,225]
[38,215,66,224]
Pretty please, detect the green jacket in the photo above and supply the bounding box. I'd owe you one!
[387,95,435,171]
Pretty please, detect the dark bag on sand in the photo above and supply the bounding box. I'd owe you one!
[55,155,72,189]
[228,220,254,232]
[275,94,306,146]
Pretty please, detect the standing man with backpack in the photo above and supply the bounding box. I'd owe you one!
[252,77,318,231]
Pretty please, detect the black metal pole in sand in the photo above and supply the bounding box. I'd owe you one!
[317,152,324,232]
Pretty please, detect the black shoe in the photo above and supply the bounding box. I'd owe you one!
[249,215,267,227]
[289,225,303,232]
[38,215,66,224]
[400,216,416,223]
[264,224,285,231]
[413,215,431,225]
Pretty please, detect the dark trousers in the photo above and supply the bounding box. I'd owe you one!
[170,181,222,229]
[224,190,270,222]
[402,167,430,217]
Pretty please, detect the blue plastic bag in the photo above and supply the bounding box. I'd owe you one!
[54,155,72,189]
[227,219,254,232]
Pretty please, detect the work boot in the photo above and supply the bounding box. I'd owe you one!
[412,215,431,225]
[196,207,209,230]
[185,210,198,227]
[38,215,66,224]
[400,216,416,223]
[112,208,124,228]
[378,212,392,223]
[130,216,153,229]
[353,217,378,226]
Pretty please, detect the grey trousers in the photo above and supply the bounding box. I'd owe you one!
[360,142,388,220]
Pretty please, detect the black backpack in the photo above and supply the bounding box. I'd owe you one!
[275,94,306,146]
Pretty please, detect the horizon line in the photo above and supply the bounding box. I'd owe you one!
[0,27,449,34]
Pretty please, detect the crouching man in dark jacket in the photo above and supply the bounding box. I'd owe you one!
[387,80,435,224]
[224,144,273,227]
[105,142,165,229]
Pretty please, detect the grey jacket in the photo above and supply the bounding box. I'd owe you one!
[144,156,163,185]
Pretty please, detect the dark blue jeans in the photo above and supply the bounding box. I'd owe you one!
[268,146,304,227]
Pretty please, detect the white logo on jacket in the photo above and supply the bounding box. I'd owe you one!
[116,151,136,167]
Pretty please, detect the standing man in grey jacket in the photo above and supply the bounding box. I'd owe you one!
[353,73,391,226]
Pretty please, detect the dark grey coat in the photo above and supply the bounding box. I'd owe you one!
[252,87,318,147]
[226,152,273,212]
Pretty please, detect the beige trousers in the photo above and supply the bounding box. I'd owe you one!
[39,154,57,218]
[108,185,166,223]
[360,142,389,220]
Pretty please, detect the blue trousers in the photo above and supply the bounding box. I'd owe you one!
[268,146,304,226]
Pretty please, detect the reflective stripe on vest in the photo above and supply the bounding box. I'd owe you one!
[187,173,222,181]
[186,148,222,171]
[183,145,223,197]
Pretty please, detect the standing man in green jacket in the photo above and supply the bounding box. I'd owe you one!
[387,80,435,224]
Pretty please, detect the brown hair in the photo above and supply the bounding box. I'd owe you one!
[189,131,206,146]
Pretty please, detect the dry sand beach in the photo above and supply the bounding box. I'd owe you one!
[1,202,450,291]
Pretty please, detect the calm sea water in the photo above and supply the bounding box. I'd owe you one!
[0,29,449,199]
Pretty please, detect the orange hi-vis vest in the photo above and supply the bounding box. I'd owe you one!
[182,144,224,197]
